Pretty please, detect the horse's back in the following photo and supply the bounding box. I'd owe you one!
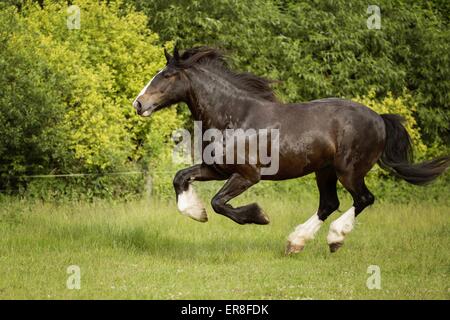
[267,97,386,179]
[289,97,376,113]
[283,97,384,135]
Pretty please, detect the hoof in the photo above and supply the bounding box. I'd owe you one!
[254,209,270,225]
[181,207,208,223]
[190,210,208,223]
[247,204,270,225]
[236,203,270,225]
[285,241,305,255]
[329,242,343,253]
[178,186,208,222]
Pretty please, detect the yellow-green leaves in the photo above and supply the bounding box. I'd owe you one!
[1,0,179,172]
[0,0,180,197]
[354,89,427,158]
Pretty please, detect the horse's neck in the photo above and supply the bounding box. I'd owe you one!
[185,69,257,129]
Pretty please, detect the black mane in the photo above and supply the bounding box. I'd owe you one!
[172,47,277,102]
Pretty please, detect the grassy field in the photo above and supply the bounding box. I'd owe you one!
[0,186,449,299]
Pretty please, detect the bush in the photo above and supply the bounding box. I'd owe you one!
[1,0,448,201]
[133,0,450,147]
[354,89,427,158]
[0,0,182,198]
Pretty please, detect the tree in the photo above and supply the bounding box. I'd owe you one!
[0,0,181,197]
[133,0,449,146]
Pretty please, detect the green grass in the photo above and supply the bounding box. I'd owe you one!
[0,189,449,299]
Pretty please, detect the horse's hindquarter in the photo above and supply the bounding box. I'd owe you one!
[262,98,386,180]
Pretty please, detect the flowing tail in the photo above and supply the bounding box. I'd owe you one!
[378,114,450,185]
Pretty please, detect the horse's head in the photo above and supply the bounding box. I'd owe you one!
[133,47,188,117]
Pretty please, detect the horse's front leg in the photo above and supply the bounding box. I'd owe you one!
[173,164,227,222]
[211,172,269,225]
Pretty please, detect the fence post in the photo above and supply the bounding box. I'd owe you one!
[144,172,153,198]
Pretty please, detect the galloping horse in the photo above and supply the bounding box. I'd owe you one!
[133,46,450,254]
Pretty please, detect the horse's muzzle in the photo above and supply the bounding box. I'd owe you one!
[133,100,156,117]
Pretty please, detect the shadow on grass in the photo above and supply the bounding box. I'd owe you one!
[45,220,283,262]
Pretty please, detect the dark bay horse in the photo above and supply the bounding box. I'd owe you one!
[133,46,450,254]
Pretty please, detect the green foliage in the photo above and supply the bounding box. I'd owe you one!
[23,173,146,201]
[0,4,67,186]
[0,0,182,198]
[1,0,449,200]
[354,89,427,157]
[134,0,450,146]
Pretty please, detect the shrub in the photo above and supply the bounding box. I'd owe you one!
[0,0,182,198]
[354,89,427,158]
[133,0,450,147]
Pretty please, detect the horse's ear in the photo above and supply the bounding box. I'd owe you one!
[173,45,180,61]
[164,48,172,63]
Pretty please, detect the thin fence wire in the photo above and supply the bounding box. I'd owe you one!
[0,170,176,194]
[17,171,144,178]
[0,170,180,179]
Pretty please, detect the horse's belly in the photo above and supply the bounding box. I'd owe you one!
[260,131,336,180]
[261,155,330,180]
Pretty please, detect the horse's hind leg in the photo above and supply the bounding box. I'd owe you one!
[327,174,375,252]
[211,173,270,225]
[286,166,340,254]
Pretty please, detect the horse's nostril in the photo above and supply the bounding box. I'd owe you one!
[133,100,142,112]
